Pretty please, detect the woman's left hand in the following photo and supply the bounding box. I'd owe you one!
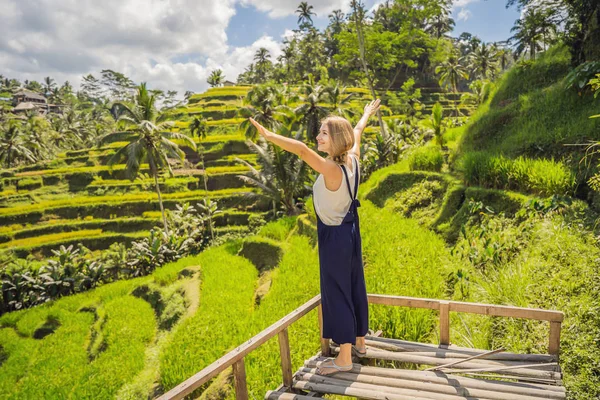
[249,118,271,140]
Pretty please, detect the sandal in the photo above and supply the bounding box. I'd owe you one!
[315,358,353,376]
[352,344,367,358]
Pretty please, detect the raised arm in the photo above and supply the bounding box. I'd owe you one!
[248,118,339,178]
[350,99,381,158]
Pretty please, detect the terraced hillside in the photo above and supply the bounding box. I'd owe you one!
[0,85,472,257]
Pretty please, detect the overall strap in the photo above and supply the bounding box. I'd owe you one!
[340,156,356,201]
[353,155,359,198]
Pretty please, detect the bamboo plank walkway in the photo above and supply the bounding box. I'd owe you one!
[265,335,565,400]
[156,294,565,400]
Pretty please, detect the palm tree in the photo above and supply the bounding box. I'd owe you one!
[98,83,196,232]
[234,121,308,215]
[350,0,387,138]
[508,8,557,60]
[328,9,345,31]
[425,0,455,39]
[0,122,35,169]
[254,48,272,83]
[435,54,469,93]
[238,84,290,140]
[296,2,316,30]
[188,116,214,241]
[43,77,56,97]
[294,79,330,142]
[468,42,500,80]
[421,102,447,155]
[460,79,494,108]
[326,83,356,119]
[207,69,225,87]
[277,44,296,81]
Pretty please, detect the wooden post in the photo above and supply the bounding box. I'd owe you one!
[317,304,330,356]
[278,328,293,388]
[439,301,450,346]
[548,321,561,356]
[232,358,248,400]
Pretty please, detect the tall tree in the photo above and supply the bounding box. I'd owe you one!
[296,2,316,30]
[98,83,196,232]
[326,83,356,119]
[468,42,500,80]
[188,116,214,240]
[435,53,470,93]
[425,0,455,39]
[254,48,273,83]
[0,122,35,169]
[349,0,387,138]
[235,120,308,216]
[207,69,225,87]
[294,79,330,142]
[238,84,289,140]
[43,77,56,97]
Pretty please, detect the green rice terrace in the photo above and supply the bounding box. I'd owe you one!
[1,37,600,400]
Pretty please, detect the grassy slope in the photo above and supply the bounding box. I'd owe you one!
[451,44,600,195]
[353,43,600,398]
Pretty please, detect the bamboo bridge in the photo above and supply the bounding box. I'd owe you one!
[157,294,565,400]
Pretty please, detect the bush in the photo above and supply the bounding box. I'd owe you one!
[408,146,444,172]
[490,43,571,107]
[18,177,42,191]
[296,214,317,245]
[459,151,577,196]
[257,216,297,241]
[237,237,284,272]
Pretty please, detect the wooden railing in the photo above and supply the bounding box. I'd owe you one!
[156,293,564,400]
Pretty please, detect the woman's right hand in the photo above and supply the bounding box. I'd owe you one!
[249,118,272,140]
[364,99,381,117]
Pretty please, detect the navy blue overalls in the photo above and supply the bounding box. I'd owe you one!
[314,156,369,346]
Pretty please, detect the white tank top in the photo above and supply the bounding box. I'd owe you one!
[312,154,359,226]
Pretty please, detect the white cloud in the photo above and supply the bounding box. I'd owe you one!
[0,0,285,97]
[452,0,478,22]
[457,8,472,21]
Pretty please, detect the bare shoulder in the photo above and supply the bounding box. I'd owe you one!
[348,151,360,163]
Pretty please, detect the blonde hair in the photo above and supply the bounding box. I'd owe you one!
[321,115,355,165]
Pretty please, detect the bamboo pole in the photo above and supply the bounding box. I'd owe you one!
[278,328,293,388]
[426,347,506,371]
[439,301,450,346]
[463,372,562,386]
[442,362,559,375]
[232,358,248,400]
[364,336,556,362]
[332,347,562,379]
[264,390,321,400]
[317,304,330,357]
[297,370,563,400]
[548,321,561,356]
[293,378,441,400]
[304,358,566,396]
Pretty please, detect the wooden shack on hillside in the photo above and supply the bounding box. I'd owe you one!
[12,90,62,115]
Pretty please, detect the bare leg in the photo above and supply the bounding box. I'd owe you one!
[316,342,353,375]
[356,336,365,349]
[336,343,353,365]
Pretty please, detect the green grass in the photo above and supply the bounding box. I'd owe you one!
[457,151,577,196]
[0,269,157,398]
[453,42,599,189]
[158,247,258,395]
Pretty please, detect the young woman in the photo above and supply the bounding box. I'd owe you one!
[248,99,381,376]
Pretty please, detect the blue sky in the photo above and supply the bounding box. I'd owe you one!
[227,0,521,47]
